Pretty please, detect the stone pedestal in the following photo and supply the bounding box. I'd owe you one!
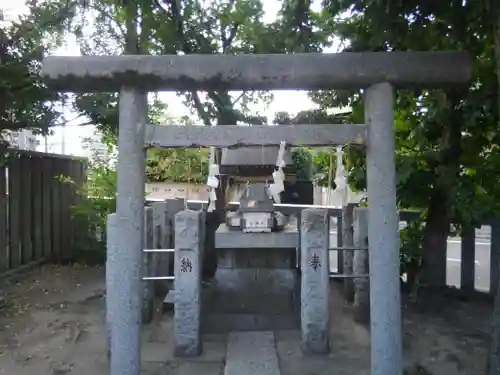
[205,224,300,332]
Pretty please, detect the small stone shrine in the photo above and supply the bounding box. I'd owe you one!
[226,183,288,233]
[206,144,301,332]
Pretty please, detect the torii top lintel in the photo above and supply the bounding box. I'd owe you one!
[41,52,472,92]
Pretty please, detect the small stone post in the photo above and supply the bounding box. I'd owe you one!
[174,209,203,357]
[342,203,355,302]
[142,206,154,323]
[152,201,170,296]
[353,206,369,324]
[300,208,330,354]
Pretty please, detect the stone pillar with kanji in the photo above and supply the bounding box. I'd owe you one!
[173,209,203,357]
[300,208,330,354]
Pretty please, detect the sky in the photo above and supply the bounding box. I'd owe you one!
[1,0,335,157]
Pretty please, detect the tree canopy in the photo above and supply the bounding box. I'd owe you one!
[3,0,500,371]
[3,0,499,237]
[0,4,67,144]
[2,0,499,275]
[320,0,500,289]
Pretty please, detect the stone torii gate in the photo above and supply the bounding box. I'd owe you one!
[42,52,471,375]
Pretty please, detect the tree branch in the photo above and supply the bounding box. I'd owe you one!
[220,0,238,51]
[231,91,248,106]
[221,20,240,52]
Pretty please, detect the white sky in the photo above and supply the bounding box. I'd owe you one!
[1,0,336,156]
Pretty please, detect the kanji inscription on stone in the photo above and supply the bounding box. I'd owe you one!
[180,257,193,273]
[309,253,321,271]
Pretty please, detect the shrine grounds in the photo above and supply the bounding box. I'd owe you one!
[0,264,490,375]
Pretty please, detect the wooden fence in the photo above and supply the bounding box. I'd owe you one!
[0,150,87,275]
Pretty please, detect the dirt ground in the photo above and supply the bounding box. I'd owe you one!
[0,264,491,375]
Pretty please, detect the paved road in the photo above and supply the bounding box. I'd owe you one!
[328,233,492,293]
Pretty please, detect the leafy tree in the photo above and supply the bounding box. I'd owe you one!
[314,2,500,371]
[290,147,313,182]
[274,109,351,187]
[0,3,68,149]
[147,148,209,184]
[318,0,500,294]
[60,134,117,263]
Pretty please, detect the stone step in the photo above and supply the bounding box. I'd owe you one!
[224,331,281,375]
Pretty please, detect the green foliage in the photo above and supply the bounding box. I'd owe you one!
[273,110,351,187]
[64,139,212,263]
[63,148,117,264]
[398,214,426,294]
[0,5,64,141]
[320,0,500,226]
[290,147,313,181]
[311,149,337,188]
[146,147,209,184]
[399,215,425,270]
[310,0,500,290]
[28,0,336,189]
[57,0,331,136]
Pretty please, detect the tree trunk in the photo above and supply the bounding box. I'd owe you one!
[420,87,463,297]
[420,188,450,291]
[486,0,500,373]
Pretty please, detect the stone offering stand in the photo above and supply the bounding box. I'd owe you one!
[42,51,472,375]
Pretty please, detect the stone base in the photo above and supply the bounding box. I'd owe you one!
[215,225,299,249]
[208,289,296,314]
[203,247,300,333]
